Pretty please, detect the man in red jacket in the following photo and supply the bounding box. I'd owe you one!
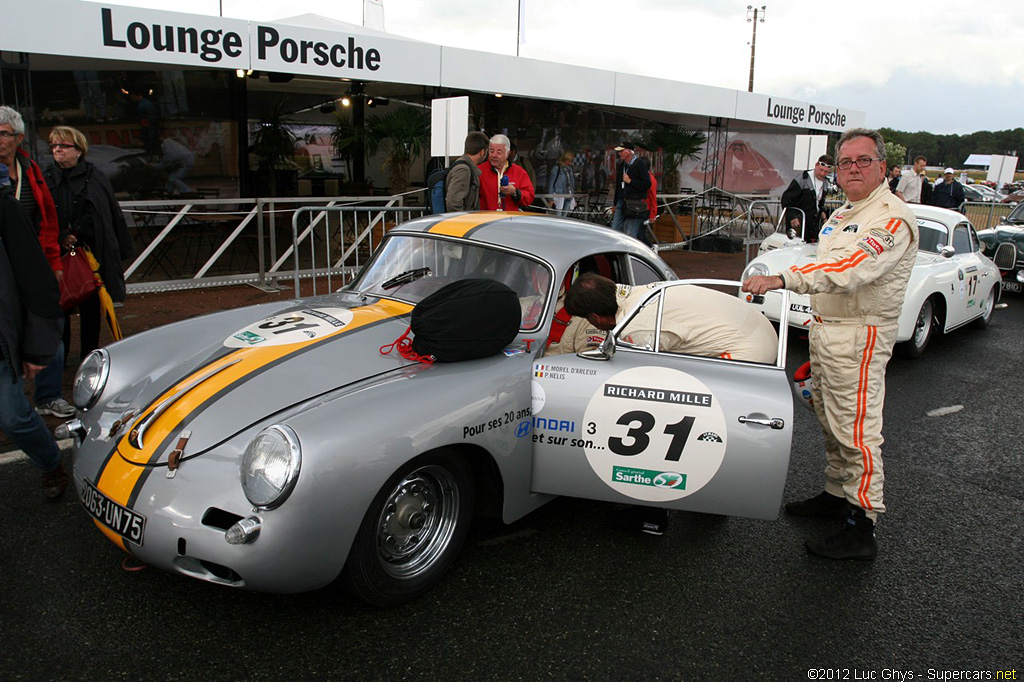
[478,134,535,212]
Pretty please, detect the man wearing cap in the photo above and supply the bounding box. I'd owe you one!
[610,142,651,243]
[781,154,834,242]
[931,168,965,210]
[895,155,927,203]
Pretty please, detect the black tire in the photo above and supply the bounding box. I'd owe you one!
[896,298,934,359]
[342,450,474,607]
[970,286,997,329]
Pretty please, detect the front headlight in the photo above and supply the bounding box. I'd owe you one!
[241,425,301,509]
[72,349,109,410]
[742,262,770,281]
[1016,270,1024,284]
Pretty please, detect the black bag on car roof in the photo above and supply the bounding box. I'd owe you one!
[411,279,521,362]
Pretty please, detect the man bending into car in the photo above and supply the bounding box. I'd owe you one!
[562,274,778,535]
[742,128,917,561]
[563,274,777,363]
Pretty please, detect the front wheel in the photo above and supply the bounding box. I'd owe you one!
[970,286,997,329]
[342,450,474,607]
[896,299,934,358]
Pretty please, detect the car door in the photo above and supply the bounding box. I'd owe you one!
[530,280,793,521]
[946,222,989,327]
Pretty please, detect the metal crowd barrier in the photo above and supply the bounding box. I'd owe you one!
[288,205,426,297]
[120,194,420,294]
[960,201,1013,230]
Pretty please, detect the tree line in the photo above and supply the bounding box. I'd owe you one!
[880,128,1023,168]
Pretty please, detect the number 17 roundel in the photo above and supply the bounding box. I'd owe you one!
[582,366,727,503]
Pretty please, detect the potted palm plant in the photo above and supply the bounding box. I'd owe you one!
[640,126,706,194]
[251,98,298,197]
[334,106,429,195]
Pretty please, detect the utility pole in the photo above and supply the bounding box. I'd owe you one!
[747,5,765,93]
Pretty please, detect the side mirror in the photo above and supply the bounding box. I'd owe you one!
[579,335,615,361]
[940,245,955,258]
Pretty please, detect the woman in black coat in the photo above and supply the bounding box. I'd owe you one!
[43,126,133,360]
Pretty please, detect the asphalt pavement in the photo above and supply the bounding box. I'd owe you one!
[1,299,1021,681]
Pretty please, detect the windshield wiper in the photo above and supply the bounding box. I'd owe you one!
[380,267,432,290]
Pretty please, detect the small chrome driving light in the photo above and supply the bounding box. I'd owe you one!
[54,419,86,443]
[225,516,263,545]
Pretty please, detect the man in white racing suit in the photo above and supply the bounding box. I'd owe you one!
[743,128,917,560]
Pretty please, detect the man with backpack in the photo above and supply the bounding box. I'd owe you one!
[444,131,489,212]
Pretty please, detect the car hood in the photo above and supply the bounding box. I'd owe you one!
[981,225,1024,242]
[111,297,417,466]
[748,242,944,282]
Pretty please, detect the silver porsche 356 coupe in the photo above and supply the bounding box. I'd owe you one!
[65,212,795,606]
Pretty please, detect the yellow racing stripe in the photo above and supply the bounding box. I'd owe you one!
[426,212,508,238]
[93,299,414,538]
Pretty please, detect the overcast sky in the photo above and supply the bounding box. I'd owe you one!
[95,0,1024,135]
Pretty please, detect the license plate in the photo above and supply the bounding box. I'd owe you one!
[81,479,146,545]
[790,303,813,314]
[1002,281,1022,293]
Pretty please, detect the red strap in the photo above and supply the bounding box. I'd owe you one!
[380,327,435,364]
[547,307,572,344]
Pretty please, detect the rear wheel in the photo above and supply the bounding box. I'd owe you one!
[342,450,474,607]
[896,299,934,358]
[970,286,996,329]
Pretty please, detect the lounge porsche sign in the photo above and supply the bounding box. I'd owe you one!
[2,0,441,85]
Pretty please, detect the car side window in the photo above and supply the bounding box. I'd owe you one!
[952,224,972,255]
[967,224,981,253]
[629,257,664,285]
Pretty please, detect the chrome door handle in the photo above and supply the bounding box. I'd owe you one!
[738,416,785,429]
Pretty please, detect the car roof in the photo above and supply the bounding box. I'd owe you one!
[388,212,659,267]
[909,203,971,227]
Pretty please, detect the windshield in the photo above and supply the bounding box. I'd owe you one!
[1006,203,1024,224]
[350,234,553,329]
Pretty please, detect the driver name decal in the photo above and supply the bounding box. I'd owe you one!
[583,367,728,502]
[534,363,598,380]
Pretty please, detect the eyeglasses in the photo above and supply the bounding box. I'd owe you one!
[0,130,20,139]
[817,162,833,168]
[49,143,77,150]
[836,157,882,170]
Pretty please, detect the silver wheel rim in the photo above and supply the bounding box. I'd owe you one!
[912,300,933,347]
[982,289,995,321]
[374,464,460,580]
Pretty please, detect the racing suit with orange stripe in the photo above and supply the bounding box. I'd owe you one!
[778,181,917,521]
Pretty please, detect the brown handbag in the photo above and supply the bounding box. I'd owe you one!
[59,246,98,310]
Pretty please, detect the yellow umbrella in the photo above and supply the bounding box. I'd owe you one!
[83,248,123,341]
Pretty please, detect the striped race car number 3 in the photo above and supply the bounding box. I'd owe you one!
[582,366,728,502]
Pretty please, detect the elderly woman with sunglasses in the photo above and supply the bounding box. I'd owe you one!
[42,126,133,362]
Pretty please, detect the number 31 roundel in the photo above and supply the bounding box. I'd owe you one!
[224,308,355,348]
[583,366,727,502]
